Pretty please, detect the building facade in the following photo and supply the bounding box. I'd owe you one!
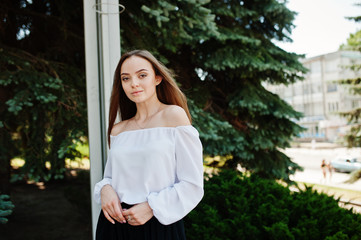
[266,50,361,142]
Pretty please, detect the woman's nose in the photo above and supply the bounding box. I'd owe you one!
[130,78,139,87]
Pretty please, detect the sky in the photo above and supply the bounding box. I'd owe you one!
[276,0,361,58]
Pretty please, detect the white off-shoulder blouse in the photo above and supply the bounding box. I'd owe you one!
[93,125,204,225]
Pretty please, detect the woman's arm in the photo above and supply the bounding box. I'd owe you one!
[146,107,204,225]
[101,185,126,224]
[94,122,129,224]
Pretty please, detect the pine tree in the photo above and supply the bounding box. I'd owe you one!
[119,0,307,181]
[338,6,361,182]
[0,194,14,224]
[338,3,361,148]
[0,0,87,185]
[339,29,361,147]
[1,0,307,182]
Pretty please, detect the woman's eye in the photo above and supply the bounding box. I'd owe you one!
[121,77,129,81]
[139,74,147,78]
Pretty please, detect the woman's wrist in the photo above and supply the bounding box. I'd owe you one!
[101,184,112,194]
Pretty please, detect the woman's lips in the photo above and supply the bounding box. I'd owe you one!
[131,90,143,95]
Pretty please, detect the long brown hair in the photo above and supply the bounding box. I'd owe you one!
[107,50,192,144]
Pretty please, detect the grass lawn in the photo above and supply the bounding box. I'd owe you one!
[295,182,361,214]
[297,182,361,202]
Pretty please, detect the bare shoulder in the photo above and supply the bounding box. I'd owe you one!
[162,105,190,127]
[110,120,130,136]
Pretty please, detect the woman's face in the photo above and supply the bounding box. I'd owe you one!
[120,56,162,104]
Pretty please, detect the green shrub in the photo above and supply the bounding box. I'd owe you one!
[185,170,361,240]
[0,194,15,224]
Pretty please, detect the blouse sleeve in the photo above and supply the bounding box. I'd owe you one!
[93,139,113,205]
[147,126,204,225]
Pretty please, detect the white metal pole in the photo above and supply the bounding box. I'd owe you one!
[100,0,121,128]
[83,0,121,239]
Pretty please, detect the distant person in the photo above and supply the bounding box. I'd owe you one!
[327,160,333,182]
[321,159,327,183]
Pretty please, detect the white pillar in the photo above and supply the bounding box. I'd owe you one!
[83,1,121,239]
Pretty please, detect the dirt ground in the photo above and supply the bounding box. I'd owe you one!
[0,178,93,240]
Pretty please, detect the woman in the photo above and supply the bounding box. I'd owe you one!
[321,159,327,182]
[94,50,204,240]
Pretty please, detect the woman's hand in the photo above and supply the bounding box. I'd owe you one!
[101,185,126,224]
[122,202,154,226]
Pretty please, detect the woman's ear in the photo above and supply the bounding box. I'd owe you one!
[155,75,163,85]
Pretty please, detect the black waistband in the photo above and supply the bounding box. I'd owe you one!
[121,202,135,209]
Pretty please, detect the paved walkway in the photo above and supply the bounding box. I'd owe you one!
[284,147,361,213]
[285,147,361,191]
[290,166,361,192]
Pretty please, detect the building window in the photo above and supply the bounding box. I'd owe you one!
[284,87,292,97]
[303,84,310,94]
[294,85,303,96]
[312,83,322,93]
[327,83,337,92]
[294,104,304,112]
[352,100,358,108]
[325,59,339,72]
[304,103,312,116]
[328,102,339,112]
[310,61,321,74]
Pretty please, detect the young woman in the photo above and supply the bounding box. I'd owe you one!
[321,159,327,182]
[93,50,204,240]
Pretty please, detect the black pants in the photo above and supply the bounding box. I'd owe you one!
[96,203,186,240]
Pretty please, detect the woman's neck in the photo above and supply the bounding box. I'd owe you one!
[135,99,163,121]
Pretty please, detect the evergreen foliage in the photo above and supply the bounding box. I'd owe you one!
[0,0,87,183]
[338,7,361,181]
[1,0,307,183]
[339,28,361,148]
[0,194,14,224]
[0,46,87,182]
[120,0,307,181]
[185,170,361,240]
